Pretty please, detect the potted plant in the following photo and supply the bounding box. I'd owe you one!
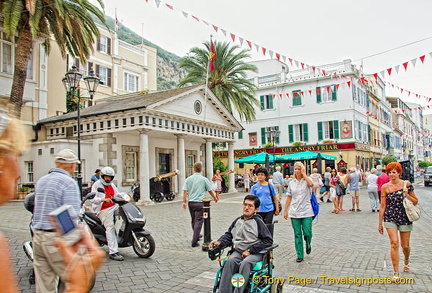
[322,139,334,144]
[293,141,303,147]
[16,186,30,200]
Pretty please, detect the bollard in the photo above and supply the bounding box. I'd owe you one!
[202,199,212,251]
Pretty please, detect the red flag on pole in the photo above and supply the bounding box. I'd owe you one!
[115,9,119,32]
[209,40,216,72]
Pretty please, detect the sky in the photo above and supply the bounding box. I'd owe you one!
[96,0,432,112]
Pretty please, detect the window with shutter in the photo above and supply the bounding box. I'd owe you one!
[332,85,337,101]
[238,130,243,139]
[261,128,266,144]
[275,126,279,143]
[317,122,323,141]
[292,90,302,106]
[333,120,339,139]
[303,123,309,142]
[288,125,294,143]
[316,87,321,103]
[260,96,265,110]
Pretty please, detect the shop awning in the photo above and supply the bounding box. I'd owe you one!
[234,152,278,164]
[277,151,337,162]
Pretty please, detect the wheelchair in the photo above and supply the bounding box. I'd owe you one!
[208,244,283,293]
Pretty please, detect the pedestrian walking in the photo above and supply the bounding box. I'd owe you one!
[250,167,279,228]
[182,162,219,247]
[283,162,314,263]
[346,167,361,211]
[272,166,284,201]
[309,168,322,203]
[321,167,332,202]
[378,162,418,281]
[377,166,390,203]
[211,170,223,198]
[32,148,82,292]
[338,167,348,211]
[367,168,379,212]
[329,169,341,214]
[243,170,250,192]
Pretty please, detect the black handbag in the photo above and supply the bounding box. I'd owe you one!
[268,184,282,215]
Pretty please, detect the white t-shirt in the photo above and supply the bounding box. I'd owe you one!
[367,174,378,189]
[287,178,314,218]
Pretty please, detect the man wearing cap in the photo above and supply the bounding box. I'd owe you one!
[91,168,101,186]
[32,149,81,293]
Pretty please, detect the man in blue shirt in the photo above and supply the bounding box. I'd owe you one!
[32,149,81,293]
[90,168,101,186]
[182,162,219,247]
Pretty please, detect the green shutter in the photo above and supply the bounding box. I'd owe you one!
[222,142,227,148]
[261,127,266,144]
[268,95,274,109]
[333,120,340,139]
[318,122,323,141]
[316,87,322,103]
[332,85,337,101]
[293,90,302,106]
[275,126,280,143]
[368,125,371,143]
[303,123,309,142]
[238,130,243,139]
[288,125,294,143]
[260,95,265,110]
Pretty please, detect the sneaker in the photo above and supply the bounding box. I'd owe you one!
[327,199,331,203]
[191,242,200,247]
[109,252,124,261]
[296,258,304,263]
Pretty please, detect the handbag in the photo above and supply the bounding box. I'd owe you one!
[402,181,420,222]
[268,184,282,215]
[310,191,319,220]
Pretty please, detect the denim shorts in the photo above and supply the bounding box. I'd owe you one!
[383,221,413,232]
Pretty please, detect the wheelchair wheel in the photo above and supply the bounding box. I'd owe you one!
[270,282,283,293]
[166,192,175,201]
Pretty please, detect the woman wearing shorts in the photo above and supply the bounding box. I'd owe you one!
[378,162,418,281]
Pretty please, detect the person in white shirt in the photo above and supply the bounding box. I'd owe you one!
[272,166,284,201]
[367,168,379,212]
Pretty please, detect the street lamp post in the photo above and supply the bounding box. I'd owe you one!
[62,65,100,196]
[266,128,280,172]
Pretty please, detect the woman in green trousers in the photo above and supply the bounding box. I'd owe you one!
[283,162,314,263]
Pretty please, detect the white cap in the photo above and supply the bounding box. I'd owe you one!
[55,149,80,164]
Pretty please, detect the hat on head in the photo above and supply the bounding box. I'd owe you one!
[55,149,80,164]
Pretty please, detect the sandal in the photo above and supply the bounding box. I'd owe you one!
[349,209,355,211]
[404,260,410,272]
[392,272,400,282]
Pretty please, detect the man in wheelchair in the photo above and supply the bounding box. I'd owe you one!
[209,194,273,293]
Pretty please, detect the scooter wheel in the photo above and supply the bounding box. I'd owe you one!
[133,232,155,258]
[154,192,164,202]
[166,192,176,201]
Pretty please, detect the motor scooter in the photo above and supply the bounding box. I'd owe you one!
[82,188,156,258]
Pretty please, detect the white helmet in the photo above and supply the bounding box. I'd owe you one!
[100,166,115,186]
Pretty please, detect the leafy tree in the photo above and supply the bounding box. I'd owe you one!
[418,161,431,168]
[2,0,106,117]
[382,155,397,166]
[178,41,259,122]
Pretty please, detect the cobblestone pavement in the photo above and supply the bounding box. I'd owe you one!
[2,181,432,293]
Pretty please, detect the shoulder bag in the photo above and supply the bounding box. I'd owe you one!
[310,189,319,220]
[268,184,282,215]
[402,181,420,222]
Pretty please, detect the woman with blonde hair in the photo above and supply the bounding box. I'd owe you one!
[283,162,314,263]
[309,168,322,202]
[0,113,104,293]
[378,162,418,281]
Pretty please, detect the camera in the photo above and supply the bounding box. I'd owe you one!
[208,245,222,261]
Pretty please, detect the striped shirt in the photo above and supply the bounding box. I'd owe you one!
[32,168,81,230]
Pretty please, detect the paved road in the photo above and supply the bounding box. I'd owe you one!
[2,182,432,292]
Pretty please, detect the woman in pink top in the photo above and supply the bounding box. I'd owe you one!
[377,166,390,203]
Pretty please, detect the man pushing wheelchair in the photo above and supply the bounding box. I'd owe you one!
[209,194,276,293]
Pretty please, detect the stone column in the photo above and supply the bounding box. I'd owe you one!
[138,130,152,205]
[176,134,186,196]
[205,139,213,181]
[228,142,237,193]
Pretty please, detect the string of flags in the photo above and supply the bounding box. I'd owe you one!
[141,0,432,109]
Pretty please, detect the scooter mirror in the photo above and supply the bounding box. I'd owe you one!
[97,187,105,193]
[85,192,97,200]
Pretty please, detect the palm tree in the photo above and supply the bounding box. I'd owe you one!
[1,0,106,118]
[177,41,259,122]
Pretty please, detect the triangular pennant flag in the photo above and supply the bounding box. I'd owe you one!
[293,92,298,98]
[301,63,305,69]
[420,55,426,63]
[282,55,287,63]
[411,58,417,67]
[286,93,290,98]
[239,37,244,46]
[300,91,304,96]
[275,53,280,61]
[202,20,209,26]
[295,60,299,68]
[220,28,227,36]
[402,62,409,71]
[326,86,331,94]
[230,33,236,42]
[400,88,403,94]
[261,47,267,55]
[273,94,276,98]
[165,3,173,10]
[387,68,392,76]
[347,81,351,88]
[408,91,411,97]
[311,66,316,72]
[246,40,252,49]
[322,70,327,76]
[373,73,378,81]
[380,70,385,77]
[254,44,260,52]
[212,25,218,32]
[269,50,274,59]
[394,65,400,74]
[336,84,340,91]
[191,15,199,21]
[308,90,312,95]
[279,94,283,99]
[155,0,161,8]
[288,58,293,65]
[429,52,432,59]
[181,11,188,18]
